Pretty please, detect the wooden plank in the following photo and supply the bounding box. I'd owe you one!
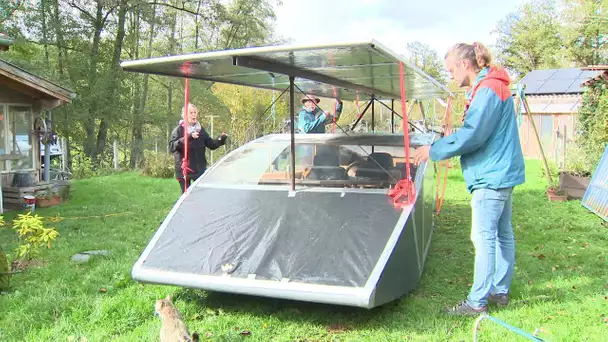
[3,197,27,204]
[3,183,52,193]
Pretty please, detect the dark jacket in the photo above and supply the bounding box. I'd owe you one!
[169,123,226,179]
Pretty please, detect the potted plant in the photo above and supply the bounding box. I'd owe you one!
[35,186,62,208]
[559,144,593,199]
[547,180,567,202]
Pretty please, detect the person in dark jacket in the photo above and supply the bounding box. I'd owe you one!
[169,103,227,192]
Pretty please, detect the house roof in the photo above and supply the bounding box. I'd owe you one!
[0,58,76,103]
[517,67,603,95]
[580,65,608,87]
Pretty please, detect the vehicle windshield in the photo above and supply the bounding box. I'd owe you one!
[201,138,417,189]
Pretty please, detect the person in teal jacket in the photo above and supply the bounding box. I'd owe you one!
[297,95,343,134]
[413,42,525,316]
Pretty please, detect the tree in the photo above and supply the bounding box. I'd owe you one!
[405,41,446,84]
[561,0,608,66]
[493,0,565,78]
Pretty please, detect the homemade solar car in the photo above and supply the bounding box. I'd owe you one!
[121,40,453,308]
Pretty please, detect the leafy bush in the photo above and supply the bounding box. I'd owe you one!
[576,82,608,174]
[141,151,174,178]
[11,212,59,261]
[71,154,117,179]
[564,143,594,177]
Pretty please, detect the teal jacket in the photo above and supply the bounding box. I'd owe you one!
[297,101,343,133]
[430,67,525,193]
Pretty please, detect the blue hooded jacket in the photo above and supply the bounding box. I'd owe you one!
[430,67,525,193]
[297,101,343,133]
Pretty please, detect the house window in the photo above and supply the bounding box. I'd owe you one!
[540,115,554,139]
[0,104,34,171]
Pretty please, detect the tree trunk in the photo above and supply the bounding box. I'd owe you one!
[52,0,65,79]
[166,9,177,154]
[94,0,128,165]
[84,2,104,161]
[129,9,141,167]
[41,0,50,67]
[194,0,201,50]
[130,4,156,168]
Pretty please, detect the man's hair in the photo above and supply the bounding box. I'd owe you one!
[445,42,492,71]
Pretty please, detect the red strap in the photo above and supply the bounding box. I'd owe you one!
[388,62,416,208]
[182,75,190,192]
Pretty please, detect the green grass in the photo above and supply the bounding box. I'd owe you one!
[0,160,606,341]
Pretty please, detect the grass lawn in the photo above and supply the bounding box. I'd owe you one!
[0,159,606,341]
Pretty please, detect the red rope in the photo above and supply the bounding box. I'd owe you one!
[435,96,453,215]
[181,74,191,192]
[388,62,416,208]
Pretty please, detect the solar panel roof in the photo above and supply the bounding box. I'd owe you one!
[120,40,451,101]
[518,68,602,95]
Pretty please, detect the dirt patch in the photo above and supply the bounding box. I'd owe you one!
[11,259,47,272]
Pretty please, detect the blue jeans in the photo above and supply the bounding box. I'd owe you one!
[467,187,515,308]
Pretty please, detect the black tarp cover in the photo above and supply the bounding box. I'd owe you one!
[141,187,403,287]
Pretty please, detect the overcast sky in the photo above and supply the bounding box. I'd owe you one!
[273,0,531,58]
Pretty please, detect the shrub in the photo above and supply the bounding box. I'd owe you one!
[141,151,174,178]
[576,82,608,174]
[11,212,59,261]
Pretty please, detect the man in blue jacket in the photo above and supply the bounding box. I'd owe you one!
[413,42,525,316]
[297,95,343,133]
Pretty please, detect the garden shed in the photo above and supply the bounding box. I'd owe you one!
[0,36,75,212]
[516,67,603,163]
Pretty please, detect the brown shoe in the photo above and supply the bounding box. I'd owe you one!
[444,300,488,316]
[488,293,509,306]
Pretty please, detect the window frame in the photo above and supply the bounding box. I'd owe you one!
[0,103,36,173]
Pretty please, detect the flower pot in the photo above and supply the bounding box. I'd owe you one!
[559,172,591,199]
[547,190,567,202]
[37,195,62,208]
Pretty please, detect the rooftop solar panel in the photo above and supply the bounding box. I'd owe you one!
[551,68,583,79]
[519,68,602,95]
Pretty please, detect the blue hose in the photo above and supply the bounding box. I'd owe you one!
[473,314,546,341]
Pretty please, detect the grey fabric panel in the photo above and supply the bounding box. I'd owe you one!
[142,187,402,287]
[371,162,435,306]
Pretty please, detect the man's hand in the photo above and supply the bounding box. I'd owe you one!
[219,132,228,141]
[191,131,200,139]
[413,145,431,165]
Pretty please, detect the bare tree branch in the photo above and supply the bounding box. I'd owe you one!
[125,1,200,16]
[67,0,96,22]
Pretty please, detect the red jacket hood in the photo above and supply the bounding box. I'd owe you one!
[485,66,511,87]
